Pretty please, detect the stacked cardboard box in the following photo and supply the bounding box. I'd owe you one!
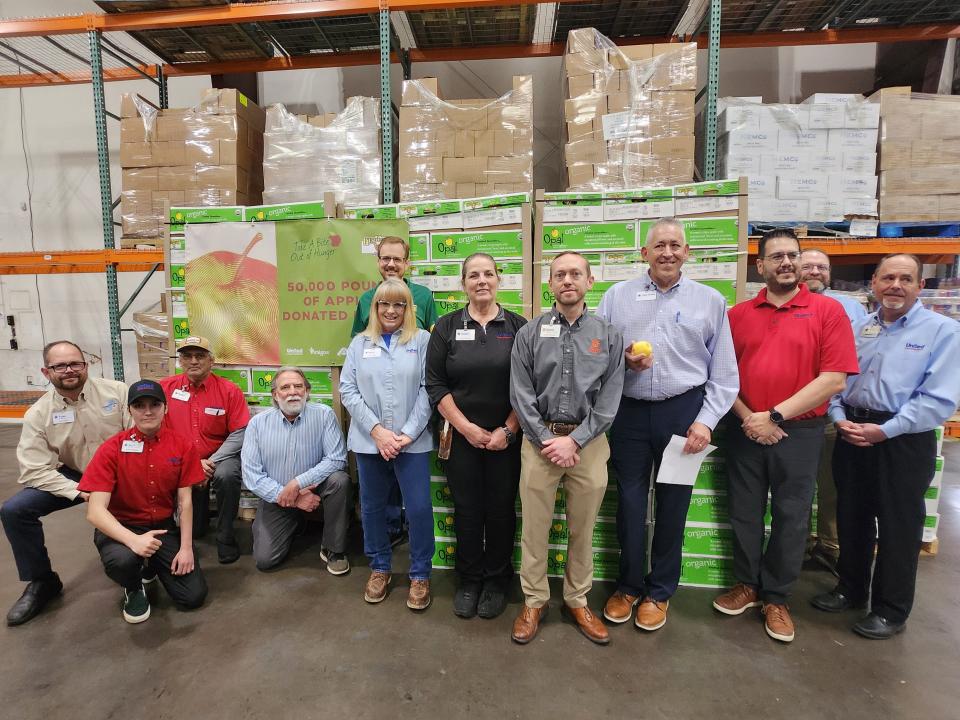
[718,93,880,223]
[878,88,960,222]
[262,96,382,207]
[562,27,697,191]
[397,76,533,201]
[119,88,265,247]
[132,300,174,380]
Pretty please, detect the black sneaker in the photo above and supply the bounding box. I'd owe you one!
[477,586,508,619]
[218,540,240,564]
[122,584,150,624]
[453,583,481,618]
[319,547,350,576]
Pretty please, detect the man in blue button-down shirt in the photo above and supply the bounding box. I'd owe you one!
[812,254,960,639]
[241,367,351,575]
[597,218,739,632]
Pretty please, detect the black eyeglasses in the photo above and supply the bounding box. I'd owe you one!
[47,361,87,374]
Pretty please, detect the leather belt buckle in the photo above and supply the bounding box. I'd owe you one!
[548,422,577,436]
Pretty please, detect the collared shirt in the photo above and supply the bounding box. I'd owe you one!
[159,372,250,459]
[597,273,739,429]
[17,377,131,500]
[510,305,625,449]
[351,278,439,336]
[340,328,434,455]
[728,283,859,418]
[241,401,347,504]
[825,289,868,324]
[78,426,204,526]
[828,300,960,438]
[426,304,527,428]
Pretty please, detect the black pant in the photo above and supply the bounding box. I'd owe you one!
[192,455,242,544]
[609,388,703,600]
[726,417,824,604]
[443,429,521,591]
[834,430,936,624]
[94,519,207,609]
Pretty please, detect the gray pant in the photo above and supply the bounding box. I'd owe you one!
[193,455,243,545]
[252,470,350,571]
[726,419,825,604]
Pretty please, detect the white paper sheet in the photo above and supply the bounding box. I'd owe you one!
[655,434,717,486]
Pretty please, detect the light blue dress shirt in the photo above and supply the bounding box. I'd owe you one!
[340,329,434,455]
[828,300,960,438]
[241,401,347,503]
[825,289,868,324]
[596,272,739,429]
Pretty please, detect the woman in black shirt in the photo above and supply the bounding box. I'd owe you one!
[426,253,527,619]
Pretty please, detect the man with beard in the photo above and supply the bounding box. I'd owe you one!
[2,340,130,626]
[160,337,249,564]
[813,254,960,639]
[597,218,738,632]
[713,229,858,643]
[241,367,351,574]
[798,249,866,574]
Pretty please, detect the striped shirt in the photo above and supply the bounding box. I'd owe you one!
[596,273,739,429]
[241,401,347,504]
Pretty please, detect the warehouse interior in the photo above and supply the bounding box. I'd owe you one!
[1,1,959,717]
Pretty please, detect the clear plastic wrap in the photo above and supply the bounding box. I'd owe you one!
[262,97,382,206]
[397,76,533,201]
[873,88,960,222]
[132,301,172,380]
[119,88,266,243]
[717,93,880,223]
[561,28,696,191]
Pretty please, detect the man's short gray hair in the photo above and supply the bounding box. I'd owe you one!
[644,217,686,246]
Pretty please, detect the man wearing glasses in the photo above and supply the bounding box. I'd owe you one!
[2,340,130,626]
[351,237,438,547]
[713,230,858,643]
[798,249,867,575]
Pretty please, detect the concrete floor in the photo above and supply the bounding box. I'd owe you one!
[0,424,958,720]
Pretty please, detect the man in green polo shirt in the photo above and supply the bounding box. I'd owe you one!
[351,236,438,336]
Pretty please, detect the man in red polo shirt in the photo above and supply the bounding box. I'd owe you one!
[79,380,208,624]
[160,337,249,564]
[713,228,858,643]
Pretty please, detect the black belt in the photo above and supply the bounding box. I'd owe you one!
[843,403,896,424]
[547,422,578,436]
[780,417,826,429]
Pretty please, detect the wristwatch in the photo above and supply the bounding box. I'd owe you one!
[768,408,785,425]
[501,426,516,444]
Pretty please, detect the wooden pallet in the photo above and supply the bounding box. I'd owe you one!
[921,539,939,557]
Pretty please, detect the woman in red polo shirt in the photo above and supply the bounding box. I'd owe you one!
[79,380,208,624]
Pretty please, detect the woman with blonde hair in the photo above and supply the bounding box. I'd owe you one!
[340,279,435,610]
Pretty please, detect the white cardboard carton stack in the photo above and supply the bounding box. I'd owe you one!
[718,93,879,223]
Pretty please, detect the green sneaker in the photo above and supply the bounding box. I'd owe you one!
[122,584,150,624]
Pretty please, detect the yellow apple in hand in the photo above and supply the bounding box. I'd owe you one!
[631,340,653,357]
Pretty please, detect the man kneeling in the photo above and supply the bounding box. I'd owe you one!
[79,380,208,624]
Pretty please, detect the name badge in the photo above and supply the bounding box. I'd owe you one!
[121,440,144,453]
[52,410,75,425]
[456,329,476,341]
[171,388,191,401]
[635,291,657,302]
[540,324,561,338]
[363,347,382,359]
[861,325,881,338]
[204,407,225,416]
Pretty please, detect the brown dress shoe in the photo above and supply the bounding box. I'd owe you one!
[603,591,639,624]
[712,583,761,616]
[407,579,431,611]
[511,604,548,644]
[762,603,795,642]
[564,604,610,645]
[364,571,391,604]
[635,597,669,631]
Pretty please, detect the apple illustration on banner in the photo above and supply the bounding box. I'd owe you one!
[185,232,280,365]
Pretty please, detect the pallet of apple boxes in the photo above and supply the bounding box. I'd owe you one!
[119,88,265,249]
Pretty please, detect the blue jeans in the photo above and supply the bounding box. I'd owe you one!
[356,452,433,580]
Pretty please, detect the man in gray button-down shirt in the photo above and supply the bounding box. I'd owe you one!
[509,252,624,646]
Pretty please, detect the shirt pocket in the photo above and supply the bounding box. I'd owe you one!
[201,408,229,438]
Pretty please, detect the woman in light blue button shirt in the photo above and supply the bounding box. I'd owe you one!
[340,279,435,611]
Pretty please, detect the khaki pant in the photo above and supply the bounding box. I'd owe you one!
[519,435,609,609]
[814,423,839,554]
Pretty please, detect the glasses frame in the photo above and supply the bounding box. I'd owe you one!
[47,361,87,374]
